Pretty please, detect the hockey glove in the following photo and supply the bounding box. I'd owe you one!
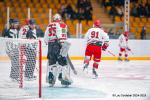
[102,43,109,51]
[126,47,131,51]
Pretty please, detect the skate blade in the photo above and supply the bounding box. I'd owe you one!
[62,85,69,88]
[92,75,99,79]
[49,84,54,87]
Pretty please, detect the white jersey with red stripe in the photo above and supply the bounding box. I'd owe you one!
[19,25,30,39]
[44,21,68,44]
[118,34,129,48]
[85,27,109,45]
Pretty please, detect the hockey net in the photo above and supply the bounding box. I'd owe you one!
[0,37,42,98]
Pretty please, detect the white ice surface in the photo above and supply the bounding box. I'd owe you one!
[0,60,150,100]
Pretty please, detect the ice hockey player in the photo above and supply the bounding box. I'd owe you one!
[22,19,38,80]
[18,19,30,38]
[83,19,109,78]
[118,31,131,61]
[4,18,20,81]
[44,13,72,87]
[4,18,19,38]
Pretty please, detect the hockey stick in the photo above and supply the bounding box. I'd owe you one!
[107,50,116,56]
[67,55,77,75]
[130,50,134,55]
[128,49,134,55]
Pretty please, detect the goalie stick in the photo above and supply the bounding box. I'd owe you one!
[67,55,77,75]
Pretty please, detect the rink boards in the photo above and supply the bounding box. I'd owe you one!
[0,38,150,61]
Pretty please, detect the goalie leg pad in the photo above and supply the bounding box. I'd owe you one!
[60,65,72,86]
[48,72,56,86]
[46,65,58,85]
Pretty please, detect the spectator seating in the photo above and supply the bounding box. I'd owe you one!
[0,0,94,36]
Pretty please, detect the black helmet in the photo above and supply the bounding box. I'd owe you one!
[9,19,14,24]
[29,19,36,25]
[13,18,19,24]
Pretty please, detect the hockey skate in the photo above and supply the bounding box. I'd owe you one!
[61,77,73,87]
[125,58,130,62]
[48,72,56,87]
[83,63,89,72]
[92,68,98,79]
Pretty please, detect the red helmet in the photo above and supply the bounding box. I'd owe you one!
[25,19,30,25]
[123,31,129,37]
[93,20,101,27]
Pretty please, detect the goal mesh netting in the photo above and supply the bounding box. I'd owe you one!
[0,37,42,98]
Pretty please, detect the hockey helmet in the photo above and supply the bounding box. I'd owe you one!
[123,31,128,37]
[29,19,36,25]
[25,19,30,25]
[13,18,19,24]
[9,19,14,24]
[53,13,61,21]
[93,19,101,27]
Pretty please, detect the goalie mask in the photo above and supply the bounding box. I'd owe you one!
[53,13,62,22]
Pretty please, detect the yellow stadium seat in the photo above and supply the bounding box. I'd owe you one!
[81,20,87,27]
[139,23,145,28]
[146,29,150,34]
[88,21,93,27]
[83,26,89,34]
[148,18,150,22]
[42,4,48,9]
[49,4,55,10]
[73,20,79,25]
[92,15,96,20]
[134,17,140,22]
[137,28,142,33]
[106,6,111,12]
[130,16,134,22]
[65,20,73,26]
[130,27,136,33]
[141,17,147,23]
[115,16,121,22]
[68,24,75,35]
[146,23,150,28]
[10,13,17,18]
[32,13,39,18]
[131,22,138,27]
[37,9,43,13]
[26,0,31,3]
[61,0,66,4]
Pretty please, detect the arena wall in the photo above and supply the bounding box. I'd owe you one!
[0,38,150,61]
